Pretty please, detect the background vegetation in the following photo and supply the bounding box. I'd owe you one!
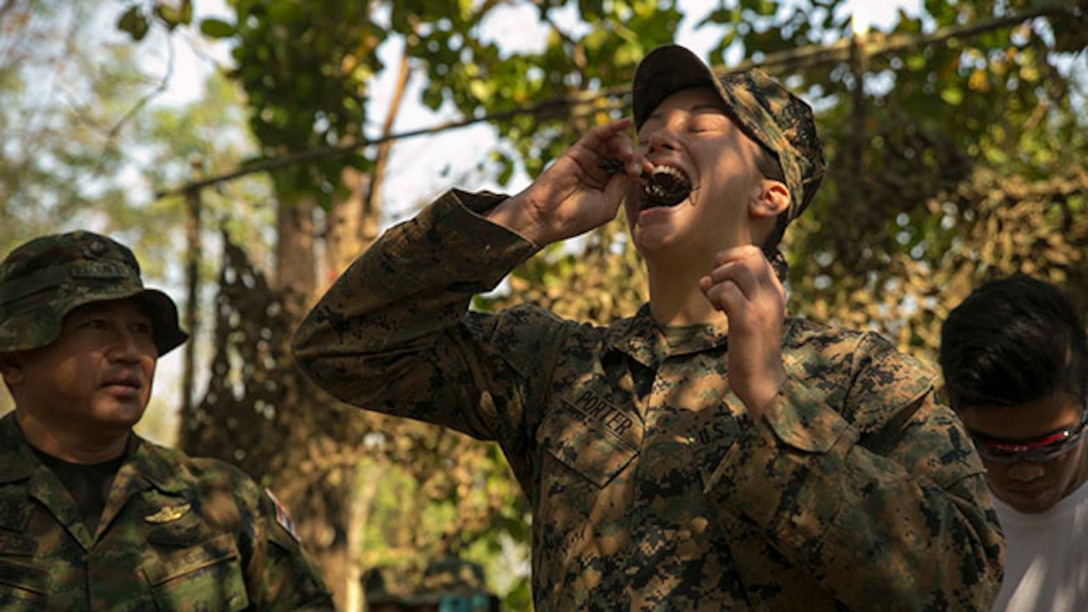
[2,0,1086,609]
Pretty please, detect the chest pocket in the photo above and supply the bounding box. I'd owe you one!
[537,402,639,488]
[0,559,46,607]
[144,528,250,611]
[0,527,44,606]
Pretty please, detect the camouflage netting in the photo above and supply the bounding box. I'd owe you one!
[792,162,1088,365]
[178,232,367,558]
[179,230,529,601]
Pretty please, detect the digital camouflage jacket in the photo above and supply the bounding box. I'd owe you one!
[292,190,1005,611]
[0,414,333,611]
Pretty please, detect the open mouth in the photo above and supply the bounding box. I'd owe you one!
[640,166,693,210]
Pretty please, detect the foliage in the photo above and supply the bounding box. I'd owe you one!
[0,1,140,254]
[206,0,381,204]
[770,0,1088,357]
[0,0,268,275]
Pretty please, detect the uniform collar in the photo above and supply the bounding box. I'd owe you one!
[0,413,183,494]
[607,303,733,366]
[0,414,36,483]
[124,436,187,494]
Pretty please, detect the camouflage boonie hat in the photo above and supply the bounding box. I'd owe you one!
[0,231,188,355]
[365,559,498,610]
[632,44,826,226]
[416,557,499,610]
[419,557,487,594]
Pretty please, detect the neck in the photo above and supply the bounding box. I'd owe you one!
[646,257,726,328]
[15,410,128,464]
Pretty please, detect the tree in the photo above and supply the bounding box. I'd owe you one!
[0,0,148,254]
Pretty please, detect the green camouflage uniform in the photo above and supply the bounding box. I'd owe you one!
[0,230,334,610]
[0,414,333,610]
[292,191,1003,610]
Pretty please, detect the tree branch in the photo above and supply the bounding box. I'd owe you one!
[154,5,1075,200]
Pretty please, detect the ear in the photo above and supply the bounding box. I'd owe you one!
[0,352,26,387]
[749,179,791,220]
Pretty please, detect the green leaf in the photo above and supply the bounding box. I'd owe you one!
[200,18,236,39]
[154,2,190,31]
[267,0,302,23]
[117,6,150,41]
[469,79,492,104]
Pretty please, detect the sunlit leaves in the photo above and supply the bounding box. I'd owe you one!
[940,85,964,104]
[224,0,383,201]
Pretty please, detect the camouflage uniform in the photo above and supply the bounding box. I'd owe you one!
[291,190,1003,610]
[292,45,1003,610]
[0,231,334,610]
[0,415,332,610]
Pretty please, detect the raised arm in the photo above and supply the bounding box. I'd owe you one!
[290,119,641,439]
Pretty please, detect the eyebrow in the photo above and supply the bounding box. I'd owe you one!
[645,103,728,123]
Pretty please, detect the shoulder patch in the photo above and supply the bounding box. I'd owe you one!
[265,488,299,542]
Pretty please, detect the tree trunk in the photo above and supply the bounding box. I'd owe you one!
[324,168,370,289]
[275,193,317,305]
[346,459,386,612]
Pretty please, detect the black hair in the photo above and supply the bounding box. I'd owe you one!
[939,274,1088,411]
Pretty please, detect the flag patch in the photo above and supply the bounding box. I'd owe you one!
[265,488,299,541]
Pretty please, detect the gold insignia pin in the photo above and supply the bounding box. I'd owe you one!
[144,503,191,524]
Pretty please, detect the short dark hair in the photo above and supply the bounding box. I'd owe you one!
[939,274,1088,411]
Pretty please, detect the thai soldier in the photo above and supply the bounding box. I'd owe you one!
[0,231,333,610]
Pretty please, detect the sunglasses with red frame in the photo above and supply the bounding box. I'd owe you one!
[969,408,1088,464]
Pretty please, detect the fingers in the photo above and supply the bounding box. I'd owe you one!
[581,117,634,153]
[701,245,788,417]
[575,118,645,179]
[506,119,640,245]
[700,246,786,315]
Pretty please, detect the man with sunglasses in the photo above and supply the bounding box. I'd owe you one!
[940,274,1088,611]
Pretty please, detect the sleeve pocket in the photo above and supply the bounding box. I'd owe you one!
[537,406,639,487]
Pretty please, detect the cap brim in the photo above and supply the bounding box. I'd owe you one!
[632,45,720,129]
